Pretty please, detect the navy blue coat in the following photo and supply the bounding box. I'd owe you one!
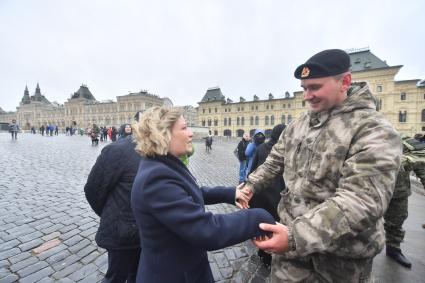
[131,154,275,283]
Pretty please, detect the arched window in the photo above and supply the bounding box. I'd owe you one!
[271,115,275,125]
[250,116,254,125]
[202,120,205,126]
[241,117,245,126]
[401,92,406,101]
[224,118,227,126]
[228,117,232,126]
[288,115,292,123]
[421,109,425,122]
[237,117,240,126]
[265,116,269,125]
[255,116,259,125]
[281,115,285,124]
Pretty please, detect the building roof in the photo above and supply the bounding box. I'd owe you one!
[347,48,390,72]
[0,107,5,113]
[200,87,225,103]
[71,85,96,100]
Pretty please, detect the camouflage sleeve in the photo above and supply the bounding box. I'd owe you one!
[247,130,286,193]
[291,123,402,257]
[412,161,425,189]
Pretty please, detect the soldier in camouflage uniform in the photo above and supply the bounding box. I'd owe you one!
[241,49,402,282]
[384,136,425,268]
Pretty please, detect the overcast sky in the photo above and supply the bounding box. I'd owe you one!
[1,0,424,112]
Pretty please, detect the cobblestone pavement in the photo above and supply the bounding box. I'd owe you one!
[0,133,268,283]
[1,133,425,282]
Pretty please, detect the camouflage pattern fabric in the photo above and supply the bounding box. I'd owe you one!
[248,82,402,282]
[384,138,425,249]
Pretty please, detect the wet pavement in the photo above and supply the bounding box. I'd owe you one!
[0,133,424,282]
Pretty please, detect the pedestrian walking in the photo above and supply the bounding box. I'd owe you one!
[84,135,142,283]
[241,49,402,282]
[9,119,19,140]
[131,106,275,283]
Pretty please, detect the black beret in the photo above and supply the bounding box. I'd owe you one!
[294,49,350,79]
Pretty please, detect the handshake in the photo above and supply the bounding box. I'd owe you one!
[234,182,292,254]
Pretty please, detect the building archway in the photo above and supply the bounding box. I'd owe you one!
[223,129,232,137]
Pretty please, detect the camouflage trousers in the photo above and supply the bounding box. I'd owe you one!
[270,253,373,283]
[384,195,408,249]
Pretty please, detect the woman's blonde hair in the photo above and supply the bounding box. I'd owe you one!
[133,106,182,157]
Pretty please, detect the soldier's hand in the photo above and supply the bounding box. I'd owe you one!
[240,182,254,200]
[253,222,289,254]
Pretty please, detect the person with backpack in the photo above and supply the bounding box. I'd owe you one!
[384,135,425,268]
[244,130,265,180]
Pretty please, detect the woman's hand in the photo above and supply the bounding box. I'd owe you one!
[235,183,251,209]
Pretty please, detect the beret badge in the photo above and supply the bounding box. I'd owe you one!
[301,67,310,78]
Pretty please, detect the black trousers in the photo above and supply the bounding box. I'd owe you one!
[103,248,140,283]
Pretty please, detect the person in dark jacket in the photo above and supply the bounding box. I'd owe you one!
[131,106,275,283]
[249,123,286,267]
[118,124,132,140]
[245,129,266,180]
[237,133,250,183]
[84,136,141,283]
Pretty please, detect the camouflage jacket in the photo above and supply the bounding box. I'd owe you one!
[248,82,402,259]
[394,139,425,198]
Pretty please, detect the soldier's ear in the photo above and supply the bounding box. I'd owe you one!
[341,73,352,92]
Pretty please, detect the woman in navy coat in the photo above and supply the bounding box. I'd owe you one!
[131,106,275,283]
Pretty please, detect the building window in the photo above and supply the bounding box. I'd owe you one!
[255,106,258,110]
[288,115,292,123]
[209,108,211,113]
[237,117,240,126]
[207,119,212,126]
[377,85,382,92]
[271,115,275,125]
[288,103,291,108]
[224,118,227,126]
[237,107,240,111]
[265,116,269,125]
[251,106,254,110]
[422,109,425,122]
[282,104,286,109]
[401,92,406,101]
[215,108,217,113]
[281,115,285,124]
[203,109,205,114]
[399,111,407,122]
[377,98,383,111]
[250,116,254,125]
[241,107,244,111]
[202,120,205,126]
[255,116,259,125]
[271,105,274,110]
[302,101,306,107]
[225,109,227,113]
[228,117,232,126]
[266,105,269,110]
[214,130,218,135]
[241,117,245,126]
[214,119,218,126]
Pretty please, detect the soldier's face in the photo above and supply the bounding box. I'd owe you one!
[301,73,351,113]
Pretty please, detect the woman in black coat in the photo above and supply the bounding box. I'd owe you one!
[131,106,275,283]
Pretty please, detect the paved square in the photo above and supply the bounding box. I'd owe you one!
[1,133,425,282]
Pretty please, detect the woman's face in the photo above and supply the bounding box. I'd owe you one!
[124,125,132,134]
[168,116,193,157]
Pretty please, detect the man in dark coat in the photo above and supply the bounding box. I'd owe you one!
[84,136,141,283]
[249,123,286,267]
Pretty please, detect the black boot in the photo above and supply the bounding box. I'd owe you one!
[422,223,425,229]
[386,246,412,268]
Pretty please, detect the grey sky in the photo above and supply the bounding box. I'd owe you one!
[1,0,424,111]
